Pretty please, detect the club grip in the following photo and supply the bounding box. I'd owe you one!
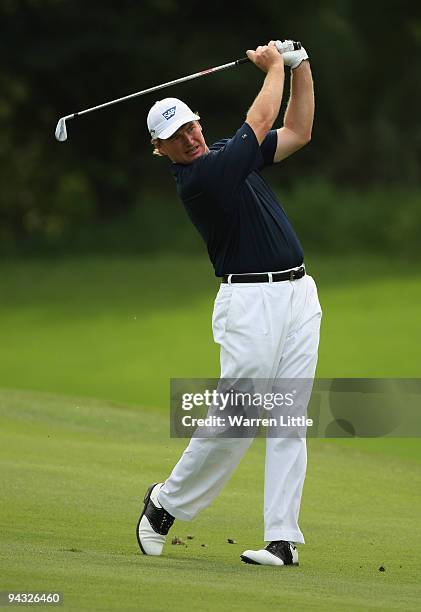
[278,40,302,53]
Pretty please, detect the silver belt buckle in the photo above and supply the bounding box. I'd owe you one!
[289,270,296,281]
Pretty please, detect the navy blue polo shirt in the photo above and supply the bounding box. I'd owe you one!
[171,122,304,277]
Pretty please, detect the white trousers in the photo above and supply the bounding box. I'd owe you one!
[159,271,322,543]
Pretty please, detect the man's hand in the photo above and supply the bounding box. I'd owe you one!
[246,42,284,74]
[275,40,309,69]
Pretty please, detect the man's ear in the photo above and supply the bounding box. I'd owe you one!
[155,139,167,157]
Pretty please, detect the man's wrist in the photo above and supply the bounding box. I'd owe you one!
[269,61,285,72]
[292,58,310,70]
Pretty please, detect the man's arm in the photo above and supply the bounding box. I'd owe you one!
[245,44,285,145]
[274,61,314,162]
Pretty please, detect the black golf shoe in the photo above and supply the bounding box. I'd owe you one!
[136,482,175,556]
[241,540,299,566]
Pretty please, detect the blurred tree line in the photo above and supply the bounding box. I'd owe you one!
[1,0,420,254]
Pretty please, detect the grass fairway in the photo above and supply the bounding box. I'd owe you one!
[1,254,421,610]
[1,389,421,611]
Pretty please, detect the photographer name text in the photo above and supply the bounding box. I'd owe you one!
[181,415,313,428]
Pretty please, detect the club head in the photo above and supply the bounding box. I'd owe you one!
[55,117,68,142]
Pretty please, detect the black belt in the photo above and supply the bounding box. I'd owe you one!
[222,266,305,284]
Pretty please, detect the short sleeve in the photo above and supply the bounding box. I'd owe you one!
[258,130,277,169]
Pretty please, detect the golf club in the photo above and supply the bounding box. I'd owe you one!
[55,41,301,142]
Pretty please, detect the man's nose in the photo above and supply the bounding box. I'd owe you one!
[182,132,195,146]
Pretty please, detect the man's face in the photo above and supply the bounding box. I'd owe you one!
[156,121,208,164]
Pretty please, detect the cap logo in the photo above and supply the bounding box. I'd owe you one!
[162,106,176,120]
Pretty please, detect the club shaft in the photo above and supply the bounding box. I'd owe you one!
[68,59,247,121]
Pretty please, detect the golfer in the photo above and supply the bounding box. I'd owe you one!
[137,40,322,566]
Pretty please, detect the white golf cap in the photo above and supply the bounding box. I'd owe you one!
[147,97,200,140]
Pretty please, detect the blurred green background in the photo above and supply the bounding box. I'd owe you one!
[1,0,421,256]
[1,254,421,410]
